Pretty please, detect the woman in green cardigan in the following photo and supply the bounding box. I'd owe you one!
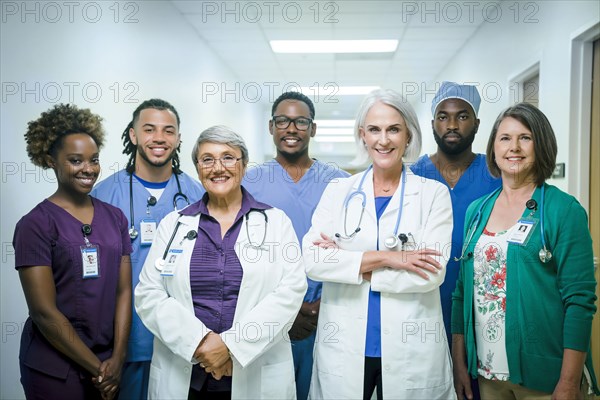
[451,102,599,399]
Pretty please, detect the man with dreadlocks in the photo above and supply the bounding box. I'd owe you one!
[92,99,204,400]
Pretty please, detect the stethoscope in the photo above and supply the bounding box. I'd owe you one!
[154,208,269,269]
[335,165,408,249]
[155,219,197,270]
[456,185,552,263]
[128,171,190,240]
[245,209,268,249]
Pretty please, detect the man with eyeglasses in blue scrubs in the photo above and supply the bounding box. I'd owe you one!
[243,91,349,400]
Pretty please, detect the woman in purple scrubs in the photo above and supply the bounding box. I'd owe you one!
[13,104,132,400]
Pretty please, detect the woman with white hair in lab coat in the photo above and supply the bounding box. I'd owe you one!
[304,89,455,399]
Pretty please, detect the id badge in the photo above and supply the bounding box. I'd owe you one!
[140,219,157,246]
[161,248,183,276]
[81,245,100,279]
[507,219,537,246]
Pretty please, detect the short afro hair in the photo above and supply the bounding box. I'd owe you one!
[25,104,105,169]
[271,91,315,119]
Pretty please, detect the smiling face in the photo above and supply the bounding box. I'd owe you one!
[360,102,409,173]
[493,117,536,183]
[196,142,245,200]
[129,108,180,171]
[432,98,479,155]
[269,99,316,161]
[49,133,100,196]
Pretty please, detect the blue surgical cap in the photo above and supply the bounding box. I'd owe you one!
[431,81,481,117]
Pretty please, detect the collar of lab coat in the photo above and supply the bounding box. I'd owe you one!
[352,165,420,222]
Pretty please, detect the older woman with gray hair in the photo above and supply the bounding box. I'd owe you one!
[135,125,307,399]
[303,89,456,399]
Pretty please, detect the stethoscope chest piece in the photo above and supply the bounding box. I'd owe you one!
[539,248,552,263]
[129,227,139,240]
[154,258,165,271]
[384,235,399,249]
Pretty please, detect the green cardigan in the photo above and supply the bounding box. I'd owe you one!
[451,183,599,394]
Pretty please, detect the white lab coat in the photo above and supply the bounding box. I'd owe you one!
[303,168,456,399]
[135,206,307,400]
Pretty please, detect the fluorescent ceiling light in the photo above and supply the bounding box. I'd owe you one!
[314,120,355,127]
[271,40,398,54]
[315,136,356,143]
[300,86,379,96]
[316,128,354,136]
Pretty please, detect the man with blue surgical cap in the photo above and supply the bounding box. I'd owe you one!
[411,81,501,398]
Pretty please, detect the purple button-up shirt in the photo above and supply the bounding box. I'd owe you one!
[179,187,271,391]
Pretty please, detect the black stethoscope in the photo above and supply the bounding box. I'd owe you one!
[244,209,268,249]
[155,219,197,270]
[155,208,269,269]
[456,185,552,263]
[335,165,408,249]
[128,171,190,240]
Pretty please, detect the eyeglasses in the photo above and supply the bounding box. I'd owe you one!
[198,155,242,168]
[272,115,313,131]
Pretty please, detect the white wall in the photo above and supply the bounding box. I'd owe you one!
[0,2,266,398]
[412,1,600,197]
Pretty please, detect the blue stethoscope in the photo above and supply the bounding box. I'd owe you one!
[154,208,269,270]
[335,165,408,249]
[128,171,190,240]
[456,185,552,263]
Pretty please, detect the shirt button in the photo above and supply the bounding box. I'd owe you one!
[384,365,390,371]
[383,328,390,335]
[220,270,224,274]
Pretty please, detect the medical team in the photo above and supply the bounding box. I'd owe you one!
[12,83,599,399]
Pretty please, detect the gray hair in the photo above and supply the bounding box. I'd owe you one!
[191,125,249,166]
[352,89,422,165]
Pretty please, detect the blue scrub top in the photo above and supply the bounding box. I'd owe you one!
[91,169,204,362]
[243,159,349,303]
[410,154,501,345]
[364,195,393,357]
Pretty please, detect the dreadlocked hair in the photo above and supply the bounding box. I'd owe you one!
[121,98,183,175]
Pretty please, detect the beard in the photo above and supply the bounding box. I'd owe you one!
[136,144,176,168]
[433,126,477,155]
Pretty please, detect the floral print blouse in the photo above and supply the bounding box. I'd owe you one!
[473,227,511,381]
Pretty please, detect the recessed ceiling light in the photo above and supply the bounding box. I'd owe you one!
[270,40,398,54]
[300,86,380,96]
[314,136,356,143]
[314,120,355,127]
[316,128,354,136]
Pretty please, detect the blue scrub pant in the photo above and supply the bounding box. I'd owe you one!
[291,331,316,400]
[118,361,150,400]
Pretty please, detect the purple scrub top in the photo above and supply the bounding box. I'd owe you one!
[13,197,132,379]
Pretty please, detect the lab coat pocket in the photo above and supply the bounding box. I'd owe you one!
[397,316,452,389]
[148,363,161,400]
[260,359,296,399]
[314,303,346,377]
